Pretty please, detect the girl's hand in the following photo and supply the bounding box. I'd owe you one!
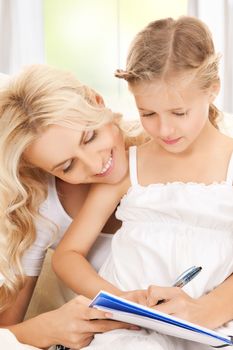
[48,295,139,349]
[120,289,148,306]
[146,285,212,328]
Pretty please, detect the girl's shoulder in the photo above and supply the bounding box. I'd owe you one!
[136,140,159,165]
[136,139,156,154]
[217,131,233,154]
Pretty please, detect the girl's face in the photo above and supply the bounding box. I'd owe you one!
[131,78,217,154]
[24,122,127,184]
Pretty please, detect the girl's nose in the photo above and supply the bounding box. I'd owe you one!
[159,118,175,139]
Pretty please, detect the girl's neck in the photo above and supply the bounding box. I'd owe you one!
[187,120,219,153]
[138,120,233,185]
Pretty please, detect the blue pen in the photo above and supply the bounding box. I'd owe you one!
[173,266,202,288]
[156,266,202,305]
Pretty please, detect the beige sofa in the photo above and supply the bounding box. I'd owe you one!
[25,249,73,320]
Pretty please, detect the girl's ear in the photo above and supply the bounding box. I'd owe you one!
[95,93,105,107]
[209,81,220,103]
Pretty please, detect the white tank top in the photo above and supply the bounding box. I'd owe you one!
[22,177,112,276]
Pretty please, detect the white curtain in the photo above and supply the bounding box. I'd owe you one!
[188,0,233,113]
[0,0,45,75]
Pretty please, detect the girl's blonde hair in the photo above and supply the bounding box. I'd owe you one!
[115,16,221,127]
[0,64,126,310]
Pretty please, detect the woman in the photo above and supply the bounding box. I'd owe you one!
[0,65,140,349]
[0,64,233,349]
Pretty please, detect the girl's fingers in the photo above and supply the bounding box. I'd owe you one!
[121,289,148,305]
[146,285,184,307]
[152,299,177,315]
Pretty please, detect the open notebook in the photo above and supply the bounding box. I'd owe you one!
[90,291,233,348]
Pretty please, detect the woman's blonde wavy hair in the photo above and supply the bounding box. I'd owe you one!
[115,16,221,127]
[0,64,145,310]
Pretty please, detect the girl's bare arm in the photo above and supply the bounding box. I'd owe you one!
[53,179,129,298]
[146,273,233,329]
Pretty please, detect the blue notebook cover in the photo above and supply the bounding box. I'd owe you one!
[90,291,233,347]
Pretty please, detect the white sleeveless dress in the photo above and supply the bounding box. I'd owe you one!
[84,146,233,350]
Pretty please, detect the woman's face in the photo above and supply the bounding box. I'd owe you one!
[24,123,127,184]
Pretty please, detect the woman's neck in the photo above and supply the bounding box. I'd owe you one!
[55,179,90,219]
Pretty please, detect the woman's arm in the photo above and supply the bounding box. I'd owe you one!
[7,295,136,349]
[0,276,38,325]
[146,273,233,329]
[53,179,129,298]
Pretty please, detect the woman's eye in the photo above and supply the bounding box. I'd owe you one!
[62,159,74,173]
[83,130,97,144]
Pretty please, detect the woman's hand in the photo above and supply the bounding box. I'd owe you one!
[10,295,138,350]
[145,285,213,328]
[47,295,139,349]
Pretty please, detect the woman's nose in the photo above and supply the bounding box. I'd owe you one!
[77,150,102,174]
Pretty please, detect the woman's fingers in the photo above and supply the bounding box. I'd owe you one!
[66,295,140,329]
[75,294,92,306]
[81,305,112,321]
[65,318,140,349]
[65,333,94,350]
[69,296,111,321]
[79,334,94,349]
[54,294,140,348]
[86,319,140,333]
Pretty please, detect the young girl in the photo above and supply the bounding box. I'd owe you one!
[53,16,233,349]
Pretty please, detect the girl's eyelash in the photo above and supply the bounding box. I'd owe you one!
[173,112,187,117]
[142,112,155,117]
[141,112,187,117]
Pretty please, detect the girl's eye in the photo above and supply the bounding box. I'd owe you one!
[83,130,97,144]
[62,159,74,173]
[173,112,187,117]
[141,112,156,117]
